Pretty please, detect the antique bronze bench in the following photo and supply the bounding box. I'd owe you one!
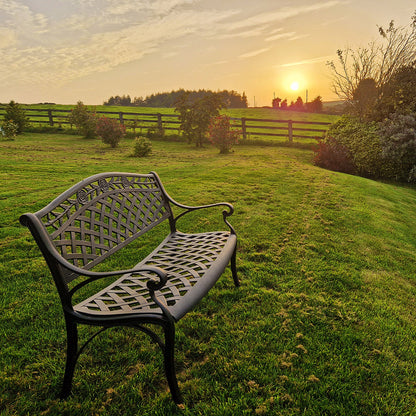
[19,171,238,404]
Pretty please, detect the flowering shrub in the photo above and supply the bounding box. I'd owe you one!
[68,101,97,139]
[207,115,239,154]
[132,136,152,157]
[379,112,416,182]
[96,116,126,148]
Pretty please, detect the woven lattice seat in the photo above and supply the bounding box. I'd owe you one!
[20,172,238,404]
[75,230,236,320]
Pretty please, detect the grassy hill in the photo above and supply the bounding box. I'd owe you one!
[1,133,416,415]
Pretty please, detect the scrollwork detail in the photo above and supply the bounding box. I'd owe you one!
[98,178,109,192]
[77,189,88,204]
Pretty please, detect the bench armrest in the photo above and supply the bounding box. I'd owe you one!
[167,197,235,234]
[150,171,236,234]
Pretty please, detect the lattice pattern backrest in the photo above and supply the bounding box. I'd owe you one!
[38,173,171,271]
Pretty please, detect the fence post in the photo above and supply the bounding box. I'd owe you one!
[119,112,124,124]
[157,113,163,134]
[48,109,54,126]
[241,117,247,140]
[288,120,293,142]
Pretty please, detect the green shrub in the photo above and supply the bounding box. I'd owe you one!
[208,115,239,154]
[3,101,28,134]
[96,116,125,148]
[68,101,97,139]
[319,115,391,178]
[313,136,356,174]
[132,137,152,157]
[379,113,416,182]
[1,120,18,139]
[175,92,223,147]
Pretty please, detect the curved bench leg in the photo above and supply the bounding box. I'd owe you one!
[231,247,239,287]
[163,323,183,404]
[60,318,78,399]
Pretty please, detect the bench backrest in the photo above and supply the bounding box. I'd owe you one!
[21,172,172,283]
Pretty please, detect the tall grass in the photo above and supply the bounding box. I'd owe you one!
[1,133,416,415]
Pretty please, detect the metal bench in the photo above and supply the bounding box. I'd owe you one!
[19,171,238,404]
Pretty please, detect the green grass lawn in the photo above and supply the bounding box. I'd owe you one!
[2,133,416,415]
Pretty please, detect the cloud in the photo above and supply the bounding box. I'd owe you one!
[279,55,335,67]
[265,32,296,42]
[0,0,346,90]
[239,48,269,59]
[224,1,347,31]
[0,2,236,87]
[0,27,17,48]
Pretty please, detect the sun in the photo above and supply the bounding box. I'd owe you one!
[290,81,300,91]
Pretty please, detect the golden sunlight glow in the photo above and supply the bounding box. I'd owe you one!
[290,81,300,91]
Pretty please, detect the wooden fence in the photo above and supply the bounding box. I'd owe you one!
[0,107,332,142]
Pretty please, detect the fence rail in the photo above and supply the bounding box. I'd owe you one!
[0,107,333,142]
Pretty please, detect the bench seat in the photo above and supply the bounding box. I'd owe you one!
[75,230,237,321]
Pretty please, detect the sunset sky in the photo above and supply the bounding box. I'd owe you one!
[1,0,415,107]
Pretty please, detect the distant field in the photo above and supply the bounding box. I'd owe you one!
[0,104,340,145]
[16,103,339,122]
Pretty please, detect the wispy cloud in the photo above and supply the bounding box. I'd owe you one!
[239,48,269,59]
[279,55,335,67]
[0,0,236,86]
[265,32,296,42]
[224,1,348,31]
[0,0,346,91]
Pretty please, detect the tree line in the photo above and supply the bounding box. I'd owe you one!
[272,95,323,113]
[104,89,248,108]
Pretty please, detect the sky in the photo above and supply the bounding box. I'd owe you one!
[0,0,415,107]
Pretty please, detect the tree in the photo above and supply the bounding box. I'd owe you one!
[175,92,224,147]
[327,12,416,114]
[272,97,282,108]
[352,78,378,119]
[3,100,28,134]
[374,64,416,120]
[293,96,304,111]
[305,96,323,113]
[289,97,304,111]
[68,101,97,139]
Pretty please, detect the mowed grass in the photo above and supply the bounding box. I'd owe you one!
[2,133,416,415]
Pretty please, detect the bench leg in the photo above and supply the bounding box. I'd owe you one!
[163,323,183,404]
[60,318,78,399]
[231,246,239,287]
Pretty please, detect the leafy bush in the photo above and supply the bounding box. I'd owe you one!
[68,101,97,139]
[175,92,223,147]
[96,117,126,148]
[132,137,152,157]
[316,116,391,178]
[1,120,18,139]
[313,136,356,174]
[374,65,416,121]
[379,113,416,182]
[207,115,239,154]
[3,101,28,134]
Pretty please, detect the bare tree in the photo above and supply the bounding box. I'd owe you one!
[327,12,416,104]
